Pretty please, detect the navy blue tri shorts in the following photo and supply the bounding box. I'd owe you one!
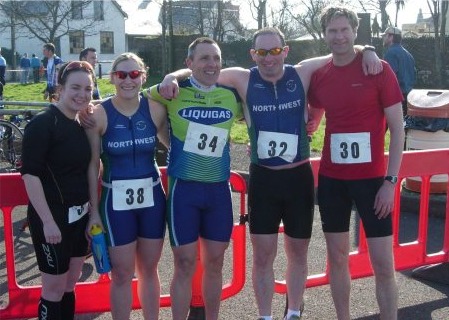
[167,178,233,247]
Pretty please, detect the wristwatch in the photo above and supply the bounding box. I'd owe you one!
[385,175,398,185]
[362,45,376,52]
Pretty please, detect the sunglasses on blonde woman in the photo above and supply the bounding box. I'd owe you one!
[253,47,285,57]
[113,70,143,80]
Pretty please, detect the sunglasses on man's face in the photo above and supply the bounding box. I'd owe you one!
[253,47,285,57]
[113,70,143,80]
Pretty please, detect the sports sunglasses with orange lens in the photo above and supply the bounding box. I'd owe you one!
[254,47,285,57]
[113,70,143,80]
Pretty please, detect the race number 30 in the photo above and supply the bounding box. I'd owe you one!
[330,132,371,164]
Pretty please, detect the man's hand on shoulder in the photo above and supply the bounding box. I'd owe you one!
[159,74,180,100]
[77,103,96,129]
[360,45,383,76]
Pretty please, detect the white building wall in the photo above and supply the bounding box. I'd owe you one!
[0,2,127,75]
[59,4,127,75]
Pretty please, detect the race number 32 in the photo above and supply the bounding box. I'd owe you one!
[257,131,298,163]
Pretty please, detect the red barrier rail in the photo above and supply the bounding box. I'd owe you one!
[275,149,449,292]
[0,168,247,319]
[2,150,448,318]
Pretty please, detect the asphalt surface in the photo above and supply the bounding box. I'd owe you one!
[1,190,448,320]
[1,144,448,319]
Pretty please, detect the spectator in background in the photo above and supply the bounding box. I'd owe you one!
[42,43,63,102]
[31,53,42,83]
[79,47,101,100]
[20,53,31,85]
[382,26,416,118]
[0,47,6,108]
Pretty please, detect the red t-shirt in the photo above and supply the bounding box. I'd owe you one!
[308,53,403,179]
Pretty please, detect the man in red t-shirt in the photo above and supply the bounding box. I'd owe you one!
[308,6,404,320]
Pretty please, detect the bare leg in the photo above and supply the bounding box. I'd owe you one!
[284,235,309,311]
[324,232,351,320]
[367,236,398,320]
[200,238,229,320]
[251,233,278,317]
[135,238,164,320]
[109,241,137,320]
[170,242,197,320]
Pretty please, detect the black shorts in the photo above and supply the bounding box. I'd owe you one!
[317,175,392,238]
[28,202,89,275]
[248,162,315,238]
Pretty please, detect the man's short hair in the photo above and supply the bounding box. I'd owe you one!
[43,43,55,53]
[320,6,359,34]
[79,47,96,61]
[187,37,218,59]
[252,27,286,48]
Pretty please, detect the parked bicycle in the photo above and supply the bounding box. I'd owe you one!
[0,119,24,172]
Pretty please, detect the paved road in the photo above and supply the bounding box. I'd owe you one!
[1,190,448,319]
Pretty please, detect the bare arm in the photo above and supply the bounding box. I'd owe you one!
[374,102,405,218]
[159,69,192,99]
[22,174,62,244]
[85,106,106,234]
[149,98,170,148]
[306,106,325,135]
[298,45,382,76]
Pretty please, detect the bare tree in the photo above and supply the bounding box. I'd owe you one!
[286,0,348,40]
[268,0,303,39]
[248,0,267,29]
[355,0,393,30]
[394,0,404,27]
[427,0,449,86]
[0,0,102,44]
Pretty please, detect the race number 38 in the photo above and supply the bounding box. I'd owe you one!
[184,122,228,157]
[112,178,154,210]
[330,132,371,164]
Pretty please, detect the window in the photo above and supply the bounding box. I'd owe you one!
[100,31,114,54]
[94,0,104,20]
[71,1,83,20]
[69,30,85,54]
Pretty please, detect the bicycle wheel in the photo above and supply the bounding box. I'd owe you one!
[0,119,24,173]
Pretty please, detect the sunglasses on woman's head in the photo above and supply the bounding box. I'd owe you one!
[253,47,285,57]
[113,70,143,80]
[61,61,94,79]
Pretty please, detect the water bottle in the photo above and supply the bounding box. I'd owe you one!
[90,224,111,274]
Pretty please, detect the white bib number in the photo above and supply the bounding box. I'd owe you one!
[330,132,371,164]
[257,131,298,163]
[112,178,154,211]
[183,122,228,157]
[68,202,89,224]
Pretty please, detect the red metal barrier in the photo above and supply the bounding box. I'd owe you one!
[275,149,449,293]
[2,150,448,318]
[0,168,247,319]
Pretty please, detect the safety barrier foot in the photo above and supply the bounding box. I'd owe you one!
[187,306,205,320]
[283,294,288,318]
[411,262,449,285]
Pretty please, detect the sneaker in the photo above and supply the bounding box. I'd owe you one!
[283,300,305,320]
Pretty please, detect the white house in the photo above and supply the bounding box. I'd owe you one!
[0,0,128,73]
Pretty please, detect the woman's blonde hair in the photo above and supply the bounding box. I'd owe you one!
[111,52,146,72]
